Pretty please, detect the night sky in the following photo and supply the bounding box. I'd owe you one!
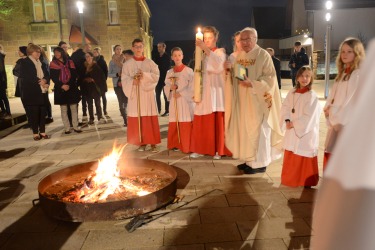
[146,0,288,50]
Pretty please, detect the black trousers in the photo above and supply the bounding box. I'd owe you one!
[81,94,88,116]
[114,87,128,123]
[87,95,102,121]
[26,105,46,134]
[155,84,169,114]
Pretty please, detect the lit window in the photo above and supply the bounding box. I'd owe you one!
[33,0,56,22]
[108,1,119,25]
[45,0,56,22]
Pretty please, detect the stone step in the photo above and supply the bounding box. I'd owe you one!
[0,113,27,130]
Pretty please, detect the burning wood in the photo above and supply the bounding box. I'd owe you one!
[42,144,172,203]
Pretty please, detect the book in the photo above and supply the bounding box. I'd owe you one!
[234,64,248,81]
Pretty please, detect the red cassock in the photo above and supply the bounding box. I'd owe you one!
[127,116,161,146]
[281,150,319,187]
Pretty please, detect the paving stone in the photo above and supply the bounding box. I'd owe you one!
[200,206,264,223]
[283,236,312,250]
[181,194,229,208]
[205,239,288,250]
[265,202,313,219]
[226,192,288,207]
[1,231,88,250]
[237,218,312,240]
[81,229,164,249]
[281,189,317,203]
[195,182,254,195]
[124,245,204,250]
[0,206,59,233]
[164,223,241,245]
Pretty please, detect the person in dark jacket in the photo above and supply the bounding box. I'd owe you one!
[266,48,282,89]
[288,41,309,87]
[50,47,82,134]
[83,52,105,124]
[152,42,171,116]
[93,47,108,115]
[0,44,11,119]
[18,44,50,140]
[13,46,30,127]
[71,44,91,120]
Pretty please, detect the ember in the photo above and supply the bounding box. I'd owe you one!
[38,145,177,221]
[43,144,172,203]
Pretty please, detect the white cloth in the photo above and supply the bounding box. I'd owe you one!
[312,39,375,250]
[164,66,194,122]
[194,48,226,115]
[121,58,160,117]
[325,69,360,128]
[28,55,44,79]
[225,45,284,164]
[280,90,321,157]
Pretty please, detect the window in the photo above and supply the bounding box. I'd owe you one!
[108,1,119,25]
[33,0,56,22]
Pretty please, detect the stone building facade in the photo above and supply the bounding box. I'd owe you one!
[0,0,152,97]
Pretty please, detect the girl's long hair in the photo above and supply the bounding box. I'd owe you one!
[335,37,365,81]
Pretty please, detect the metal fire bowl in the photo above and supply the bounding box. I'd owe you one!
[38,158,177,222]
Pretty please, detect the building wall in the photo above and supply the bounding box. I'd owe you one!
[0,0,152,97]
[312,8,375,51]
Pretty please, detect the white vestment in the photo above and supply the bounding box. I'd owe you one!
[225,45,284,167]
[194,48,226,115]
[280,89,321,157]
[164,66,194,122]
[324,69,360,152]
[121,58,160,117]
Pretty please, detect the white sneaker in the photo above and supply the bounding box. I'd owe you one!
[213,154,221,160]
[190,153,203,158]
[138,145,146,152]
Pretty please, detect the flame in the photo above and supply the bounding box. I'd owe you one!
[79,143,150,203]
[197,27,201,33]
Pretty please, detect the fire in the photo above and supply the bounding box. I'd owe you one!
[79,144,151,202]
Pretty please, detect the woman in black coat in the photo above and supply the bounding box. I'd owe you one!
[18,44,50,140]
[50,47,81,134]
[93,47,108,115]
[83,52,106,124]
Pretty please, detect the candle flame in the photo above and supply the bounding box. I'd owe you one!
[197,27,201,33]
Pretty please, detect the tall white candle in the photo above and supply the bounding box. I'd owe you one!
[194,27,203,102]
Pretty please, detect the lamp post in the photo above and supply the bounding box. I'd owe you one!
[76,1,85,46]
[324,1,332,99]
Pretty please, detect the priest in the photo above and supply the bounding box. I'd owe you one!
[225,27,283,174]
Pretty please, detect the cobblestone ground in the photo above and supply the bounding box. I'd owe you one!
[0,79,332,249]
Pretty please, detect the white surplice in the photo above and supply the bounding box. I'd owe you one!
[164,66,194,122]
[194,48,226,115]
[312,39,375,250]
[280,89,321,157]
[324,69,359,152]
[121,58,160,117]
[225,45,284,166]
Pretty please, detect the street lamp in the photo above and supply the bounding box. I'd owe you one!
[324,1,332,99]
[76,1,85,46]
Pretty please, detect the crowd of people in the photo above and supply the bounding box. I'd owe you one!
[0,26,365,186]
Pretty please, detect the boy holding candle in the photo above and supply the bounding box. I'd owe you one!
[190,26,231,160]
[121,39,161,152]
[164,47,194,153]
